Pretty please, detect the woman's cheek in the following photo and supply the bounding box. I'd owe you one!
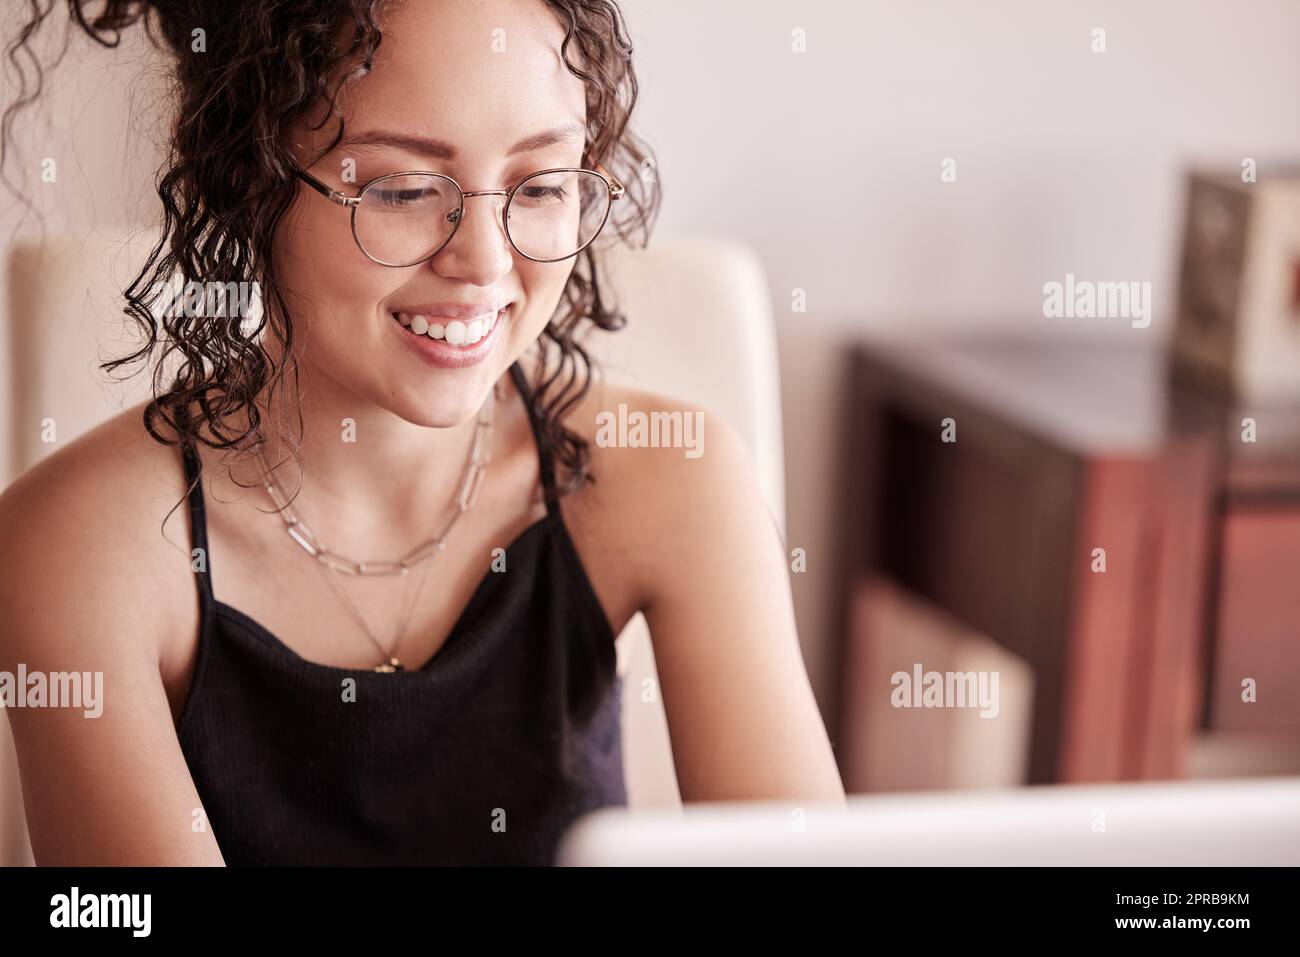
[518,261,576,335]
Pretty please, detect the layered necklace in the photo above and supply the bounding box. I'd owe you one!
[256,383,501,672]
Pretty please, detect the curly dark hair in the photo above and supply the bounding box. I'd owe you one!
[2,0,660,500]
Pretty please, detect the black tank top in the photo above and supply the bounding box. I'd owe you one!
[173,361,627,865]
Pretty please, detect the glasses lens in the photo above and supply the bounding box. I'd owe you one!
[354,173,460,266]
[507,170,612,261]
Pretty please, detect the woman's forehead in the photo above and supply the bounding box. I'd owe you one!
[337,1,587,153]
[369,0,582,97]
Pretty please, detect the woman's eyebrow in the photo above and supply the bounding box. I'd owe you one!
[336,122,585,160]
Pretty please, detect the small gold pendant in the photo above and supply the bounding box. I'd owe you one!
[374,657,404,673]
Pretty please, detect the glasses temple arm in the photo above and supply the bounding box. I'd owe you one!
[293,168,359,206]
[593,161,626,199]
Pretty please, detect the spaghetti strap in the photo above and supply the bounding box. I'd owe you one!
[180,437,215,601]
[509,360,560,517]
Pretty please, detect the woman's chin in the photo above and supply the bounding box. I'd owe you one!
[384,382,498,430]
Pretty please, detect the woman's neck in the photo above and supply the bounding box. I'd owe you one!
[215,361,516,551]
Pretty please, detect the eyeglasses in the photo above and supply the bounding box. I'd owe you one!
[293,163,625,267]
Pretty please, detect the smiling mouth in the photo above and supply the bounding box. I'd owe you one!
[391,307,506,346]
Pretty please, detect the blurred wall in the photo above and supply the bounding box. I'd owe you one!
[1,20,165,485]
[4,0,1300,732]
[614,0,1300,712]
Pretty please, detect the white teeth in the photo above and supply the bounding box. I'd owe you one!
[394,308,505,346]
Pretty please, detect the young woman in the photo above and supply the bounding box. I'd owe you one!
[0,0,844,865]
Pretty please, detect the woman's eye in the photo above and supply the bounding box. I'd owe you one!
[516,185,568,206]
[370,187,435,208]
[362,179,447,209]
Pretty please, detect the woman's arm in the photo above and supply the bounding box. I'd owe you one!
[608,401,846,805]
[0,437,226,866]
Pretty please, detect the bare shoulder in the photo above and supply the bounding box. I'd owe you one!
[0,405,226,863]
[0,402,197,672]
[554,369,843,802]
[557,370,778,618]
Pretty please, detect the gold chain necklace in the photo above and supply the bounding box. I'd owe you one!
[257,385,500,671]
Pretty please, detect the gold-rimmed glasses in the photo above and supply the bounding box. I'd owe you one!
[293,163,625,267]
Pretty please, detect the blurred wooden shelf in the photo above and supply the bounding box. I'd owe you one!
[831,336,1300,785]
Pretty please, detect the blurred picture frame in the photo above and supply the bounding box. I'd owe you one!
[1172,168,1300,403]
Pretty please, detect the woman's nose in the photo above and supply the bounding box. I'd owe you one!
[431,193,514,284]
